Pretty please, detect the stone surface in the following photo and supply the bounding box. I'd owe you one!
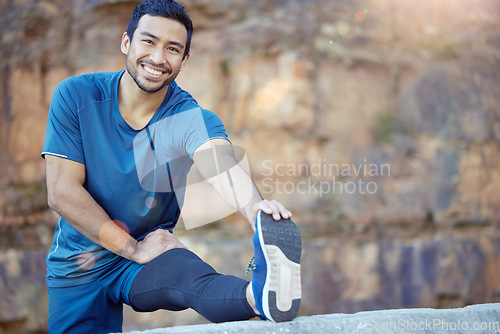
[121,303,500,334]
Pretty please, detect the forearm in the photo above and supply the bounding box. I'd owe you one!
[206,163,263,224]
[192,139,265,224]
[48,184,139,261]
[193,139,292,225]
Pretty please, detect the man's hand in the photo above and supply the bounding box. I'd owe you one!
[133,229,187,264]
[250,199,292,230]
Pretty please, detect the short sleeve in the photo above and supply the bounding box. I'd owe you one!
[184,108,229,158]
[41,79,85,164]
[133,107,229,193]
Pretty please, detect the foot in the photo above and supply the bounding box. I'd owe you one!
[249,210,302,322]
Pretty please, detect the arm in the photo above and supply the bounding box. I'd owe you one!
[45,155,185,264]
[192,138,292,226]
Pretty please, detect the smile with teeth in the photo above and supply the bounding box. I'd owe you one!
[143,65,163,76]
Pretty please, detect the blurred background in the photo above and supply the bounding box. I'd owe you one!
[0,0,499,332]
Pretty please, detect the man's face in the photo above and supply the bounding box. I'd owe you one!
[121,15,190,94]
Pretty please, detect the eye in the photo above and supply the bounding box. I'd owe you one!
[142,39,154,45]
[167,47,180,53]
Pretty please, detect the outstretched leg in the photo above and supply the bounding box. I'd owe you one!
[128,248,257,323]
[129,211,302,324]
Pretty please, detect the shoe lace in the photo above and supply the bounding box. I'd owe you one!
[245,256,256,276]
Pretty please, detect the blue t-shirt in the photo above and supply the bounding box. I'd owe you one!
[42,70,228,287]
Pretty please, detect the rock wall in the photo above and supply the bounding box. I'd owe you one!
[0,0,499,332]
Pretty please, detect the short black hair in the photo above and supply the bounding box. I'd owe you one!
[126,0,193,58]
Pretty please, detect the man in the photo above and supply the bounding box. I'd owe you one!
[42,1,302,333]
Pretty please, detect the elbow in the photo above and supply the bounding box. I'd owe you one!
[46,184,66,214]
[46,189,59,213]
[47,195,57,213]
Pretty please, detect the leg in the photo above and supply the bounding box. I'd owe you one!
[128,248,257,323]
[48,283,123,334]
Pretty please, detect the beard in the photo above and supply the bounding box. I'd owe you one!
[126,57,175,94]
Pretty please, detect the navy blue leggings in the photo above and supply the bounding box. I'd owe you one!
[128,248,257,323]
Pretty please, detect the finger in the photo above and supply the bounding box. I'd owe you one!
[164,241,187,252]
[256,200,291,221]
[257,200,279,220]
[154,230,188,250]
[257,200,273,215]
[269,200,283,220]
[274,201,292,219]
[279,202,293,218]
[258,200,281,220]
[166,234,188,250]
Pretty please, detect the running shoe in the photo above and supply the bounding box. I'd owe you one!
[249,210,302,322]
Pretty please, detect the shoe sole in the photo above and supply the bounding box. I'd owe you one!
[256,212,302,322]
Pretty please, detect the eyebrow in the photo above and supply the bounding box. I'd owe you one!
[139,31,185,49]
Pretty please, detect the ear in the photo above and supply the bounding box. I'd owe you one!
[120,32,130,55]
[180,53,190,72]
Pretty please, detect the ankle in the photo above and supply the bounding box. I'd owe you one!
[246,282,260,316]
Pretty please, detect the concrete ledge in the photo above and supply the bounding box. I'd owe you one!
[124,303,500,333]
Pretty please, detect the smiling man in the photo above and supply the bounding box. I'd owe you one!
[42,1,302,333]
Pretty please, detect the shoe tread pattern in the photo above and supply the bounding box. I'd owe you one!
[259,213,302,322]
[260,215,301,264]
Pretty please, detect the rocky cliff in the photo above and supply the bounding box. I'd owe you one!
[0,0,499,332]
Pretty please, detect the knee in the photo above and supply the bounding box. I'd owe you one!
[134,248,217,289]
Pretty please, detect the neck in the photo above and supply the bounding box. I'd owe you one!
[118,71,168,130]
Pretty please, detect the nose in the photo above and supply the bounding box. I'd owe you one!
[149,46,166,65]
